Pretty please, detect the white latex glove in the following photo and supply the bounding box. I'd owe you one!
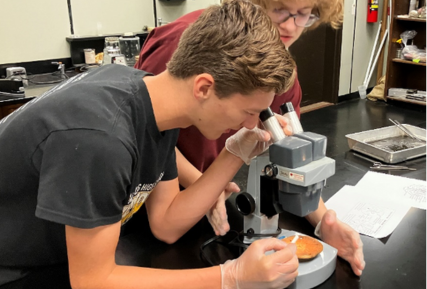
[206,182,240,236]
[272,113,293,136]
[319,210,365,276]
[225,127,272,165]
[220,238,299,289]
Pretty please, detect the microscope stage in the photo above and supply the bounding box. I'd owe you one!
[277,229,337,289]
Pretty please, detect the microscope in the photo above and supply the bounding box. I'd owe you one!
[235,104,338,289]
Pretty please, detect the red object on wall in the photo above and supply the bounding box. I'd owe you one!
[367,0,379,22]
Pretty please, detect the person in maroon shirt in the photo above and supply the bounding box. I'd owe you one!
[135,0,365,277]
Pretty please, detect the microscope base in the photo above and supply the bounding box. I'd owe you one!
[278,229,337,289]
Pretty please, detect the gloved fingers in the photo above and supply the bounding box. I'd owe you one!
[276,255,299,273]
[323,210,366,276]
[250,238,289,255]
[266,243,297,265]
[224,182,240,199]
[351,244,365,275]
[213,194,227,222]
[206,212,219,235]
[351,259,364,276]
[240,127,271,143]
[211,205,230,236]
[274,113,293,136]
[323,209,337,226]
[276,271,298,289]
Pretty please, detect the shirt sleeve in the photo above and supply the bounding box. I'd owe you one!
[33,130,133,229]
[162,145,178,181]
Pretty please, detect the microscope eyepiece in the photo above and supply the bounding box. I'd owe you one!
[280,102,303,134]
[259,108,285,143]
[259,107,275,122]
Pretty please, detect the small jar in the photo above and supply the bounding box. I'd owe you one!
[84,48,96,64]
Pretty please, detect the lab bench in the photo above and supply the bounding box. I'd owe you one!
[1,98,425,289]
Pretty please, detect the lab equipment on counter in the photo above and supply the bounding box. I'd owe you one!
[5,67,28,87]
[119,33,140,67]
[370,162,416,171]
[233,106,337,289]
[389,118,423,142]
[84,48,96,64]
[102,37,127,66]
[346,125,426,164]
[0,79,25,100]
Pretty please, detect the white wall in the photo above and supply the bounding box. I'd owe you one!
[155,0,220,25]
[71,0,154,36]
[338,0,356,96]
[339,0,387,96]
[0,0,155,65]
[0,0,71,64]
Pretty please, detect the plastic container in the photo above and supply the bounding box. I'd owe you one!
[119,33,140,67]
[358,85,367,99]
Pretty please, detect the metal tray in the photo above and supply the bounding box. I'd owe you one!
[346,125,426,164]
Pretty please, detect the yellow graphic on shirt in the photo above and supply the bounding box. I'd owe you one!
[122,172,164,225]
[121,190,151,225]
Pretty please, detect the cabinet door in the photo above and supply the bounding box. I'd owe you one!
[0,103,22,119]
[289,26,342,106]
[0,98,35,120]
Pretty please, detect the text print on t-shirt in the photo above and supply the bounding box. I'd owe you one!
[121,172,164,225]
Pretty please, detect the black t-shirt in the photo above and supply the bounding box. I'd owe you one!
[0,65,179,282]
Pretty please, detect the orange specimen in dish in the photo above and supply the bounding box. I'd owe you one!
[282,235,323,260]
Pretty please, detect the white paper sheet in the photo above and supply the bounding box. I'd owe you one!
[355,171,426,210]
[325,185,411,238]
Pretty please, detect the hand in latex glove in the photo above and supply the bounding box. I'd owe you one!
[272,113,293,136]
[225,127,272,165]
[319,210,365,276]
[206,182,240,236]
[220,238,299,289]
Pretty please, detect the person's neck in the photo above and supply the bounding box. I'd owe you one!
[144,71,194,132]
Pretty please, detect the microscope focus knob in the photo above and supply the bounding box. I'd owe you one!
[264,164,278,178]
[235,192,256,216]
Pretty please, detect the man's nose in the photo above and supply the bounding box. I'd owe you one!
[242,114,259,130]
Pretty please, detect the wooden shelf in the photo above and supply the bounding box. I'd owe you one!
[384,0,426,105]
[395,16,427,22]
[386,95,426,106]
[392,58,427,66]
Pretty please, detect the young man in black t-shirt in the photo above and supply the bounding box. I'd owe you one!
[0,1,299,288]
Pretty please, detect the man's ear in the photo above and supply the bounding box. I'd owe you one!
[193,73,215,101]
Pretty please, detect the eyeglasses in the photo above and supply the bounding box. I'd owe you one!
[270,9,319,28]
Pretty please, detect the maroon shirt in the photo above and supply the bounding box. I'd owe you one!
[134,9,302,173]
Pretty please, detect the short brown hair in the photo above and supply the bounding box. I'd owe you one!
[251,0,344,29]
[167,0,295,97]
